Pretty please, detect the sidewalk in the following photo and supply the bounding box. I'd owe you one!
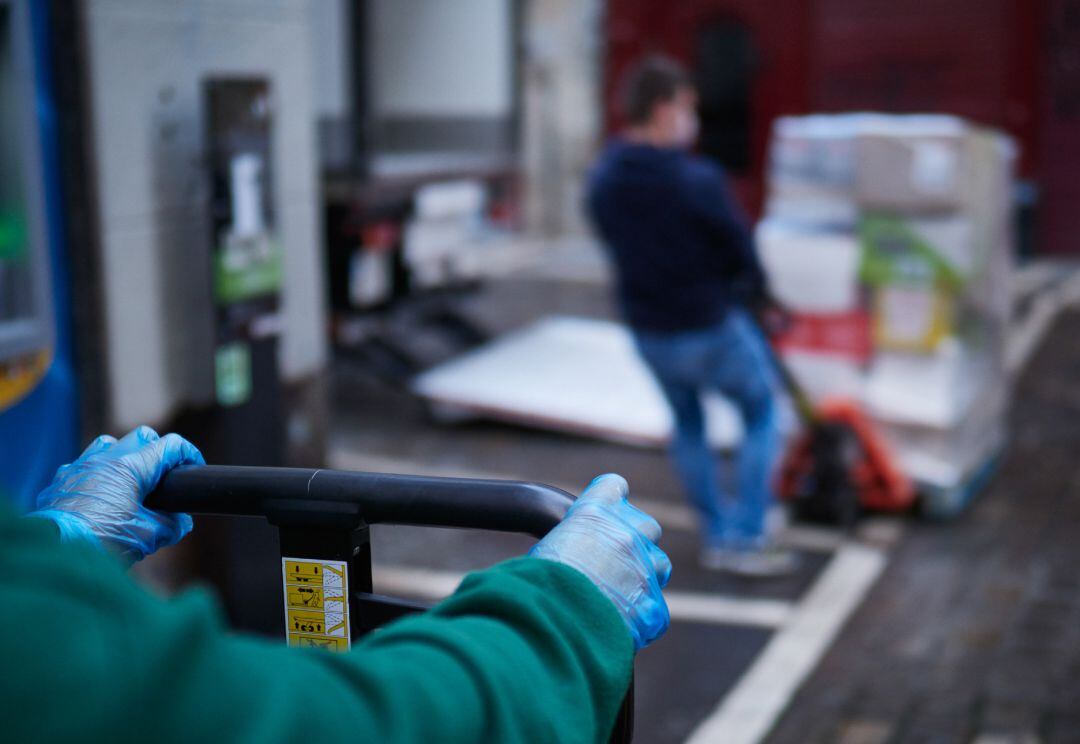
[766,309,1080,743]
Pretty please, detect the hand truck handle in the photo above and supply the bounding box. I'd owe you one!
[147,464,575,537]
[146,464,633,742]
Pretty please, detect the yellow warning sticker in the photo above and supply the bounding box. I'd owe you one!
[288,609,326,634]
[284,560,323,585]
[288,635,349,652]
[283,557,350,652]
[286,585,323,609]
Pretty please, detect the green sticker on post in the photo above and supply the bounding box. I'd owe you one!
[214,342,252,407]
[213,236,283,305]
[0,211,28,261]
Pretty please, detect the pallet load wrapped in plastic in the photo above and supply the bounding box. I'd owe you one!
[759,114,1016,518]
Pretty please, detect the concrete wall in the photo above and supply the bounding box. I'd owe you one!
[306,0,603,236]
[308,0,350,120]
[83,0,327,430]
[521,0,604,236]
[368,0,513,118]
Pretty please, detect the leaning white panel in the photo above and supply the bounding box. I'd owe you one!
[413,316,744,450]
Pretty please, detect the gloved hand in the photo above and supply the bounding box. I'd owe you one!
[530,474,671,650]
[29,426,204,564]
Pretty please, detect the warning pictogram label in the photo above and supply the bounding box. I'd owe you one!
[288,635,349,652]
[288,609,326,634]
[283,558,350,652]
[285,586,346,613]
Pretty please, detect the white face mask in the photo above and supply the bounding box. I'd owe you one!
[672,108,699,148]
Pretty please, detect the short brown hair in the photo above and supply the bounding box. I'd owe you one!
[620,54,693,125]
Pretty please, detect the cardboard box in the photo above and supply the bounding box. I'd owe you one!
[854,124,1014,214]
[757,220,863,313]
[768,114,1015,218]
[877,383,1006,491]
[782,350,866,403]
[864,341,998,428]
[765,116,861,229]
[854,131,967,212]
[769,115,860,189]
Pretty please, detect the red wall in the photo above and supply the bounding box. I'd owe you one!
[606,0,815,216]
[604,0,1078,255]
[1039,0,1080,257]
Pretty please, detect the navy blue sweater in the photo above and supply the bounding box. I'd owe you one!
[586,140,767,333]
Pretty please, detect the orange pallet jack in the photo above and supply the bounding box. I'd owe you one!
[768,338,915,526]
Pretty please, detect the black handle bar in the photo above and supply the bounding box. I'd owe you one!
[147,465,575,538]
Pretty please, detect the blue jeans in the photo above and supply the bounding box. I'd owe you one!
[634,310,780,548]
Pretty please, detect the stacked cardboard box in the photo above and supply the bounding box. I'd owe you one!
[758,114,1016,515]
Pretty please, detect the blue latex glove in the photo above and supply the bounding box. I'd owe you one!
[29,426,204,564]
[530,474,671,650]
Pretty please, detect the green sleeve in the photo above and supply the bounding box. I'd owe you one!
[0,511,632,743]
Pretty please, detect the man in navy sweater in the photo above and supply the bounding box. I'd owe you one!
[587,55,794,576]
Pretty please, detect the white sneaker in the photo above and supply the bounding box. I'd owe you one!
[699,547,742,572]
[730,548,800,578]
[700,546,799,578]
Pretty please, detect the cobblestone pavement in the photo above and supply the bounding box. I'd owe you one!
[766,310,1080,744]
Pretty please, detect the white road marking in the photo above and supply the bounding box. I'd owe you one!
[631,499,697,532]
[664,592,793,629]
[372,565,794,629]
[1007,264,1080,376]
[776,524,846,553]
[972,734,1040,744]
[1012,260,1063,302]
[854,516,906,549]
[1009,290,1061,375]
[329,446,703,531]
[684,543,888,744]
[327,446,847,551]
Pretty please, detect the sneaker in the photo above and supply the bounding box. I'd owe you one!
[701,546,800,578]
[699,546,742,572]
[730,548,800,578]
